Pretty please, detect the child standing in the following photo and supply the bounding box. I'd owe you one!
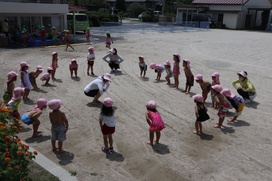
[150,63,165,81]
[105,31,113,49]
[87,46,95,76]
[51,52,58,80]
[29,65,43,89]
[192,94,210,135]
[182,59,194,94]
[69,59,78,77]
[64,30,75,51]
[19,61,31,100]
[7,87,24,119]
[86,27,90,44]
[40,26,47,46]
[99,97,116,154]
[221,88,245,122]
[210,72,220,108]
[173,54,180,89]
[145,100,165,146]
[48,99,69,153]
[20,98,47,137]
[195,74,211,103]
[164,60,172,85]
[40,67,53,85]
[212,85,229,128]
[139,56,147,78]
[3,71,18,103]
[52,27,58,46]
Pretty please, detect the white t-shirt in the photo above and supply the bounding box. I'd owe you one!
[84,76,110,95]
[99,114,116,127]
[87,53,95,61]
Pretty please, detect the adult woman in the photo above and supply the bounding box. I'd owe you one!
[102,48,124,71]
[232,71,256,103]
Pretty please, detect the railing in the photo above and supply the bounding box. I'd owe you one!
[0,0,67,3]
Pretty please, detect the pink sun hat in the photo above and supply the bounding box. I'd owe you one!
[103,97,113,107]
[164,60,171,66]
[173,53,180,62]
[36,65,43,71]
[47,99,62,110]
[195,74,203,81]
[221,88,235,98]
[52,52,57,55]
[192,94,203,103]
[211,85,223,93]
[146,100,156,109]
[6,71,18,82]
[103,73,111,81]
[88,46,94,51]
[183,59,190,68]
[18,61,29,71]
[139,56,144,59]
[237,71,247,78]
[109,48,116,54]
[34,98,47,110]
[12,87,25,100]
[47,67,53,71]
[150,63,159,69]
[212,72,220,84]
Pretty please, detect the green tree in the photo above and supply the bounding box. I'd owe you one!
[116,0,126,12]
[127,3,146,18]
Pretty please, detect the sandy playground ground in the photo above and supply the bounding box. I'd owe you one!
[1,22,272,181]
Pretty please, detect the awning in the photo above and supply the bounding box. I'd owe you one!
[69,5,87,12]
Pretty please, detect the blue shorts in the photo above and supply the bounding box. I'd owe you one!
[51,124,66,141]
[21,114,33,125]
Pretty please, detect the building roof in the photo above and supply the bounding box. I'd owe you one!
[69,5,87,12]
[192,0,249,5]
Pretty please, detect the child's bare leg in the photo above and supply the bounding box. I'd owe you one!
[87,65,90,75]
[183,85,188,92]
[58,141,64,153]
[91,66,94,75]
[155,131,161,144]
[70,70,73,77]
[108,134,113,148]
[187,86,191,94]
[143,71,146,78]
[103,135,109,148]
[75,70,77,77]
[214,117,224,128]
[92,92,101,103]
[32,120,40,137]
[203,92,208,103]
[228,116,238,122]
[199,123,203,134]
[194,122,199,134]
[148,131,154,146]
[51,140,57,151]
[52,70,56,80]
[24,89,30,99]
[165,77,170,84]
[140,70,143,78]
[45,78,50,85]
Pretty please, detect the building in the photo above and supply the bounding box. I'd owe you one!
[176,0,272,30]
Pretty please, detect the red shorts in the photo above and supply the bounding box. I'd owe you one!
[88,61,94,66]
[101,124,115,135]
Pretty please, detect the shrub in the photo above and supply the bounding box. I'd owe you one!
[127,2,146,18]
[89,15,100,27]
[142,14,154,22]
[0,101,37,180]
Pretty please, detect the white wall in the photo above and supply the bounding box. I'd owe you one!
[223,14,238,29]
[246,0,272,7]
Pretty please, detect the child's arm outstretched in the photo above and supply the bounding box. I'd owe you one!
[62,112,69,133]
[194,106,199,120]
[145,112,151,126]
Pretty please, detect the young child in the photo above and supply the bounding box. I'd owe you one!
[52,26,58,46]
[40,26,47,46]
[3,71,18,103]
[164,60,172,85]
[51,52,58,80]
[210,72,220,108]
[29,65,43,89]
[105,31,113,49]
[48,99,69,153]
[182,59,194,94]
[86,27,90,44]
[192,94,210,135]
[20,98,47,137]
[99,97,116,154]
[139,56,147,78]
[195,74,211,103]
[7,87,25,119]
[173,53,180,89]
[87,46,95,76]
[40,67,53,85]
[150,63,165,81]
[19,61,31,100]
[212,85,229,128]
[221,88,245,122]
[64,30,75,51]
[69,59,78,77]
[145,100,165,146]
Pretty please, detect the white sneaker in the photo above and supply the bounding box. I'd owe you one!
[244,99,251,104]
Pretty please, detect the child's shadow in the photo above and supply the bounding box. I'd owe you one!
[32,89,48,93]
[141,77,150,81]
[71,76,81,82]
[153,80,166,83]
[227,120,250,127]
[106,151,124,162]
[220,126,235,134]
[152,143,170,155]
[25,135,51,143]
[55,151,75,165]
[23,98,35,105]
[42,84,56,87]
[246,101,259,109]
[86,101,103,107]
[199,133,214,140]
[53,79,62,83]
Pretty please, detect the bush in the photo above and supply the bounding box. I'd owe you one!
[0,101,37,180]
[109,14,119,22]
[127,2,146,18]
[89,15,100,27]
[142,14,154,22]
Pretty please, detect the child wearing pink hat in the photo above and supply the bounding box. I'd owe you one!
[87,46,95,76]
[7,87,25,119]
[210,72,220,108]
[48,99,69,153]
[29,65,43,89]
[150,63,165,81]
[99,97,116,154]
[20,98,47,137]
[145,100,165,146]
[192,94,210,135]
[69,59,78,77]
[164,60,172,84]
[211,85,229,128]
[221,88,245,122]
[182,59,194,94]
[51,52,59,80]
[40,67,53,85]
[19,61,31,100]
[3,71,18,103]
[139,56,147,78]
[195,74,211,103]
[173,53,180,89]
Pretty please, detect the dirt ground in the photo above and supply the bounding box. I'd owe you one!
[1,24,272,181]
